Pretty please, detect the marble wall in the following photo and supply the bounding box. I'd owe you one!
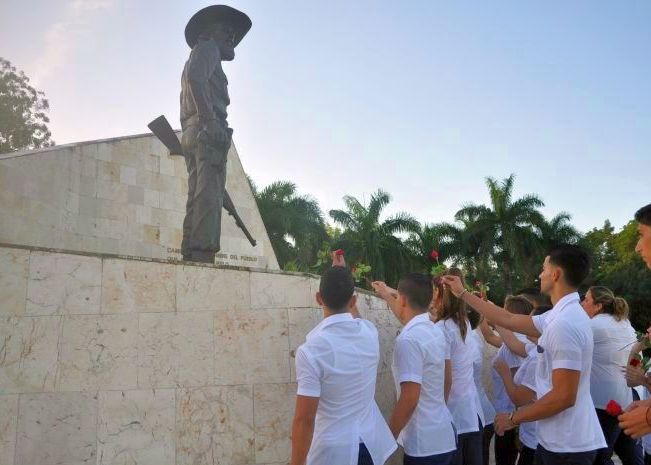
[0,133,279,270]
[0,245,403,465]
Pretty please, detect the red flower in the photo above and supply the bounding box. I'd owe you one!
[605,400,623,416]
[630,358,641,367]
[351,267,357,274]
[334,249,344,256]
[475,280,482,287]
[430,250,439,260]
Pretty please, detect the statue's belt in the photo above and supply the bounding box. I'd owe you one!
[181,114,228,130]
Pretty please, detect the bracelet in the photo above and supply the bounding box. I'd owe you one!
[646,407,651,428]
[458,289,467,299]
[509,411,520,427]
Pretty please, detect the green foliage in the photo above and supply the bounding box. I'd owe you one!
[0,58,54,153]
[250,176,650,322]
[251,180,327,270]
[583,221,651,330]
[329,189,420,285]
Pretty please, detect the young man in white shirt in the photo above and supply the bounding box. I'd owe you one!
[291,266,397,465]
[619,203,651,438]
[373,274,457,465]
[442,244,607,465]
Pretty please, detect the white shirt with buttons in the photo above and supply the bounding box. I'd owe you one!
[392,313,457,457]
[436,318,485,434]
[469,330,496,426]
[532,292,607,453]
[295,312,397,465]
[589,313,637,409]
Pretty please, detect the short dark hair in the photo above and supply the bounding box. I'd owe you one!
[635,204,651,226]
[398,273,433,312]
[504,295,533,316]
[516,287,552,309]
[533,304,553,316]
[319,266,355,312]
[548,244,591,288]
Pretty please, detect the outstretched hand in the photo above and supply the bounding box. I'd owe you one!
[371,281,398,301]
[440,275,465,297]
[331,251,346,267]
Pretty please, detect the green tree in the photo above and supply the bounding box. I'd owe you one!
[584,221,651,330]
[329,189,420,285]
[0,58,54,153]
[455,174,545,294]
[251,180,327,270]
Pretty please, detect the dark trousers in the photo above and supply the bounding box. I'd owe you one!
[358,443,374,465]
[614,389,645,465]
[535,445,597,465]
[454,418,483,465]
[181,130,229,261]
[405,449,456,465]
[644,453,651,465]
[518,446,537,465]
[595,408,622,465]
[495,428,519,465]
[483,424,495,465]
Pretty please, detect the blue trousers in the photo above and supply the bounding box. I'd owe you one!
[358,443,374,465]
[405,449,456,465]
[535,445,597,465]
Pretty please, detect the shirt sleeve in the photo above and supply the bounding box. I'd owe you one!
[295,346,322,397]
[532,312,548,335]
[547,324,583,371]
[395,337,424,384]
[186,40,220,83]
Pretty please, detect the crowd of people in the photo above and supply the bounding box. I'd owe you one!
[289,203,651,465]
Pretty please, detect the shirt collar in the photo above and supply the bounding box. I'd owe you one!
[306,312,354,340]
[544,292,580,327]
[553,291,580,311]
[402,312,431,333]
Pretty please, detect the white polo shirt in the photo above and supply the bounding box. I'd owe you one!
[532,292,606,453]
[392,313,457,457]
[295,313,397,465]
[491,333,528,413]
[469,330,496,426]
[436,318,485,433]
[589,313,637,409]
[513,346,538,450]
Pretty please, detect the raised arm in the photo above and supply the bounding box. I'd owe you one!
[479,317,503,348]
[371,281,403,324]
[495,326,529,358]
[441,275,540,337]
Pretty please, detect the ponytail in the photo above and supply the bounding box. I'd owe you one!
[589,286,629,322]
[613,297,630,321]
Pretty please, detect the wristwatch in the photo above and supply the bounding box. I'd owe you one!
[508,411,520,427]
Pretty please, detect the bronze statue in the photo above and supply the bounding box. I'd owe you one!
[179,5,252,263]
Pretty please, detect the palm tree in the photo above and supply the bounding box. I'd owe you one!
[455,174,545,294]
[329,189,420,285]
[539,212,581,250]
[252,180,327,269]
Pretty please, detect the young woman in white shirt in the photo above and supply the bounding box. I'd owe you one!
[432,269,485,465]
[581,286,642,465]
[467,309,497,465]
[480,296,534,465]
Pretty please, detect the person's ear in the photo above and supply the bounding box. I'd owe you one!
[316,291,324,307]
[399,293,408,309]
[552,266,562,283]
[349,294,357,309]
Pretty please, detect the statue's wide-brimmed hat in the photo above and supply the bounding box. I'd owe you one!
[185,5,252,48]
